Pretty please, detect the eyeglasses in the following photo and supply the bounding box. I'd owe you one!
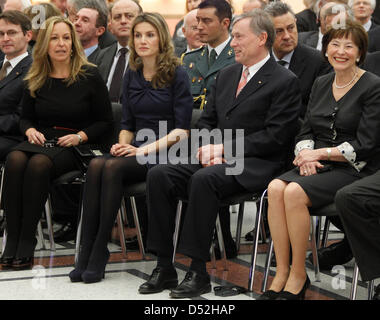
[0,30,22,38]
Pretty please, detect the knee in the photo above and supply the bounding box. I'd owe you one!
[267,179,287,200]
[147,164,171,185]
[335,185,354,210]
[283,182,308,205]
[27,154,53,174]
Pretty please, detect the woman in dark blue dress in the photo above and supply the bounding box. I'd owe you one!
[69,12,193,284]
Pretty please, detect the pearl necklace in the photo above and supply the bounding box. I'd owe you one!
[334,69,358,89]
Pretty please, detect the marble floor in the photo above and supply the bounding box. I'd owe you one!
[0,202,377,302]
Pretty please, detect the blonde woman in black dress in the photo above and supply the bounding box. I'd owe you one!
[259,20,380,300]
[0,16,112,270]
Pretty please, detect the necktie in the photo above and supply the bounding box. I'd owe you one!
[209,48,217,67]
[0,61,11,81]
[109,47,128,102]
[236,67,249,97]
[277,60,287,67]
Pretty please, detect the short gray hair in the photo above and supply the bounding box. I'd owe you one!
[233,9,275,50]
[264,0,296,18]
[348,0,376,10]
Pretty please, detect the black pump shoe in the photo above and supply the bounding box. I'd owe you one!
[276,276,310,300]
[69,268,85,282]
[81,270,105,284]
[139,267,178,294]
[257,289,284,300]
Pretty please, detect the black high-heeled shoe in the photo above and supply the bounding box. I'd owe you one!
[276,275,310,300]
[69,268,86,282]
[81,250,110,284]
[257,288,284,300]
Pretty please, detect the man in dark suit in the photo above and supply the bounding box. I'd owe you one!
[97,0,142,102]
[363,51,380,75]
[296,0,319,33]
[266,1,331,118]
[73,0,108,64]
[349,0,378,31]
[0,10,32,160]
[138,9,302,299]
[368,25,380,51]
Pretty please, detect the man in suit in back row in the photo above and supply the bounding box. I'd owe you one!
[138,9,302,298]
[73,0,109,64]
[97,0,142,103]
[0,10,32,160]
[265,1,331,118]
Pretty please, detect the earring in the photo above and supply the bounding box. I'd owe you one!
[356,57,360,62]
[325,53,328,57]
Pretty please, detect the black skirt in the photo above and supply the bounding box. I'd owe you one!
[277,162,368,209]
[12,141,80,177]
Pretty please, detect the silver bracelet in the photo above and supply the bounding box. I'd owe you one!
[76,134,83,144]
[326,148,331,161]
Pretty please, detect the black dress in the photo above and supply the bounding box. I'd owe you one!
[14,65,113,175]
[278,72,380,208]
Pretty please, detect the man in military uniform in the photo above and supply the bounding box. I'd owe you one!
[182,0,235,110]
[181,0,238,259]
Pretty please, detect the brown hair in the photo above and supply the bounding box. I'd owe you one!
[128,12,180,89]
[0,10,31,34]
[322,19,368,66]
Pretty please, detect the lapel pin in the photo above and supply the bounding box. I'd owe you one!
[228,49,233,56]
[258,81,262,84]
[189,63,193,69]
[192,77,196,83]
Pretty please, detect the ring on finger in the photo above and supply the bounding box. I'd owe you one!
[304,170,307,174]
[31,140,35,144]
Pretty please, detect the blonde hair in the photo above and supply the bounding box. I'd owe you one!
[25,16,92,97]
[128,12,180,89]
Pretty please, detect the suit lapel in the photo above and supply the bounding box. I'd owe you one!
[0,55,31,90]
[206,40,235,77]
[227,58,275,113]
[289,46,306,79]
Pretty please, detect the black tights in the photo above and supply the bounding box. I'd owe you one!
[3,151,54,258]
[76,155,148,272]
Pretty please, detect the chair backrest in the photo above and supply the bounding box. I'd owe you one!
[100,102,122,151]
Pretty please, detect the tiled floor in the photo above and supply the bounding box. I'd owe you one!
[0,202,377,301]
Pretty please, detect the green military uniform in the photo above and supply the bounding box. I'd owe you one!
[182,40,235,109]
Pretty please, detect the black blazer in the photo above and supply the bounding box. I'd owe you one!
[0,54,32,137]
[97,42,118,83]
[99,30,117,49]
[289,44,332,117]
[298,31,319,49]
[368,26,380,52]
[198,57,302,192]
[87,46,103,65]
[295,9,318,33]
[363,51,380,77]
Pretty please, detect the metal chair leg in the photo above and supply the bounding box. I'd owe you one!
[350,262,360,300]
[37,221,46,250]
[248,189,267,291]
[130,196,145,259]
[0,165,5,216]
[310,216,321,282]
[74,200,84,264]
[117,209,127,258]
[215,214,228,271]
[45,196,56,251]
[368,280,375,300]
[235,203,245,252]
[261,238,274,292]
[2,229,6,255]
[172,200,183,264]
[321,217,330,248]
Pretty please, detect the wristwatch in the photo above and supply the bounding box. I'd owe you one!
[76,134,83,144]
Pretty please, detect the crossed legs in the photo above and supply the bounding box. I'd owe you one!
[267,179,311,294]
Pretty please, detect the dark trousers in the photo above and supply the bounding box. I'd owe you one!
[335,170,380,281]
[146,163,245,262]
